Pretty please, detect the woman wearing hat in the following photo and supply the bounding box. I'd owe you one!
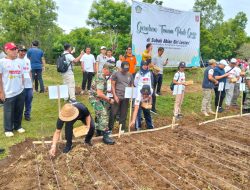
[49,102,95,156]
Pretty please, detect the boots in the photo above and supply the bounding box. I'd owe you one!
[103,131,115,145]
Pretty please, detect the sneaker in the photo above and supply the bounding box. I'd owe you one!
[175,115,180,120]
[5,132,14,137]
[208,110,216,115]
[178,114,183,118]
[136,128,141,131]
[17,128,25,133]
[218,107,224,113]
[63,145,72,153]
[25,117,31,121]
[202,112,210,117]
[150,109,157,114]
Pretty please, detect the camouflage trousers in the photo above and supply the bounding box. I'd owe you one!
[89,98,109,131]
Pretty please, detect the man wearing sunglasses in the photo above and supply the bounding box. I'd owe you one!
[0,42,26,137]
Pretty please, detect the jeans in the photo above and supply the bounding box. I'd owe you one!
[24,88,33,118]
[65,116,95,147]
[214,87,225,108]
[32,69,44,92]
[152,73,158,111]
[109,98,129,131]
[3,91,25,132]
[135,106,154,129]
[82,71,94,91]
[156,74,163,94]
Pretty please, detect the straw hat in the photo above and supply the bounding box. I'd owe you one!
[59,103,79,122]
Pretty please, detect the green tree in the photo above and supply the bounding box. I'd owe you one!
[143,0,163,5]
[236,43,250,59]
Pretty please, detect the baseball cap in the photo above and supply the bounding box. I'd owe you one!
[141,60,149,66]
[121,61,129,71]
[230,58,237,64]
[178,61,186,68]
[18,45,27,51]
[4,42,17,50]
[100,46,106,50]
[219,59,228,66]
[140,85,151,95]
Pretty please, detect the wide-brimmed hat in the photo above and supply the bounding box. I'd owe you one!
[59,103,79,122]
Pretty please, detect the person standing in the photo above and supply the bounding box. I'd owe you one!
[17,46,33,121]
[142,43,153,62]
[27,40,46,93]
[109,62,133,131]
[134,60,154,130]
[89,64,115,145]
[0,42,25,137]
[173,62,186,119]
[80,47,96,94]
[152,47,168,96]
[224,58,239,109]
[213,60,230,113]
[123,46,137,76]
[201,59,218,116]
[49,102,95,156]
[61,43,84,102]
[231,61,242,107]
[243,67,250,113]
[96,46,107,73]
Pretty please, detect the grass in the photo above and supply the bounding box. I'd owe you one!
[0,65,239,159]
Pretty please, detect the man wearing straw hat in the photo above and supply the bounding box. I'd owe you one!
[89,63,115,145]
[49,102,95,156]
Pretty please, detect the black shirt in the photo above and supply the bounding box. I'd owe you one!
[56,102,90,129]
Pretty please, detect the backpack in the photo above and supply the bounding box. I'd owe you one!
[170,72,180,91]
[56,53,72,73]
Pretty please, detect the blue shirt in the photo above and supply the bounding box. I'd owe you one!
[27,47,44,70]
[213,66,226,84]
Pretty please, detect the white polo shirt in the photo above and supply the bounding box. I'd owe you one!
[80,53,95,72]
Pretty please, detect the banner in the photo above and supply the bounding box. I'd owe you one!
[131,1,200,67]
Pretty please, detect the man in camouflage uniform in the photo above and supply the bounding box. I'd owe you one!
[89,64,115,144]
[243,68,250,113]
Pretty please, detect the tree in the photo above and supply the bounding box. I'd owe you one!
[193,0,224,29]
[236,43,250,59]
[143,0,163,5]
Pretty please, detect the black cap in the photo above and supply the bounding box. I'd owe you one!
[141,60,149,66]
[18,45,27,51]
[178,61,186,68]
[121,61,129,71]
[140,85,151,95]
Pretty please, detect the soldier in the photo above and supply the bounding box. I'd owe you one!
[243,68,250,113]
[89,64,115,145]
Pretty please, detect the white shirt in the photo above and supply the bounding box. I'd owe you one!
[80,53,95,72]
[134,71,153,100]
[0,58,24,98]
[96,54,107,72]
[63,51,75,74]
[116,60,122,69]
[173,71,185,94]
[18,58,32,88]
[234,67,241,83]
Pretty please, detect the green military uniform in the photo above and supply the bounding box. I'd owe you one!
[89,73,109,131]
[243,69,250,112]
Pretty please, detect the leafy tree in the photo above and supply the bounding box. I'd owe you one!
[235,43,250,59]
[143,0,163,5]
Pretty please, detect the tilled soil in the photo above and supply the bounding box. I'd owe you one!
[0,116,249,190]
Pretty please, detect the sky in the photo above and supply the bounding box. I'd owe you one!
[54,0,250,35]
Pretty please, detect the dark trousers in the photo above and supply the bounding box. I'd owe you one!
[214,87,226,108]
[24,88,33,118]
[32,69,44,92]
[156,74,163,94]
[109,99,129,131]
[3,91,25,132]
[82,72,94,90]
[152,73,158,111]
[135,106,154,129]
[34,74,38,92]
[65,116,95,147]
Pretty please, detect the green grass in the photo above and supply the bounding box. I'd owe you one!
[0,65,239,159]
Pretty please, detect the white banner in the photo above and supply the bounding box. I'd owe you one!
[131,1,200,67]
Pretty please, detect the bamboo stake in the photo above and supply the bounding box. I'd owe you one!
[128,85,134,135]
[118,124,122,138]
[215,90,222,120]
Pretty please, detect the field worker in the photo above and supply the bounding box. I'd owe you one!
[18,45,33,121]
[224,58,239,109]
[134,60,154,130]
[0,42,25,137]
[201,59,218,116]
[123,46,137,76]
[27,40,46,93]
[96,46,107,72]
[109,62,133,131]
[213,60,230,113]
[152,47,168,96]
[231,60,242,107]
[142,43,153,62]
[129,85,153,128]
[61,43,84,103]
[173,62,186,119]
[243,67,250,113]
[80,47,96,95]
[89,64,115,145]
[49,102,95,156]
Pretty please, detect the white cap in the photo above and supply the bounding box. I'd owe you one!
[230,58,237,63]
[219,59,228,66]
[100,46,106,50]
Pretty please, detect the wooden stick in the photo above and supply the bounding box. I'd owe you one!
[171,116,176,129]
[240,91,243,116]
[215,90,222,120]
[118,124,122,138]
[32,124,177,144]
[128,85,134,134]
[57,85,62,141]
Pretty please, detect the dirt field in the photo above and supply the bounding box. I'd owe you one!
[0,116,249,190]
